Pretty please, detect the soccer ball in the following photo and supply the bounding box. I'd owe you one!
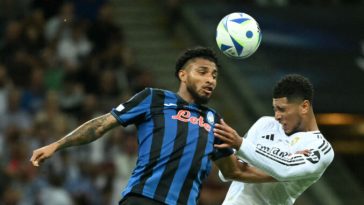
[216,12,262,59]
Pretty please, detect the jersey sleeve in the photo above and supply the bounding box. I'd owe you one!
[110,88,152,126]
[210,114,234,161]
[236,133,334,181]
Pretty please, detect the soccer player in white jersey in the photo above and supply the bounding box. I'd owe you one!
[214,74,334,205]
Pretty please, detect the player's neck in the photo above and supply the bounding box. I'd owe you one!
[304,111,319,132]
[177,87,195,104]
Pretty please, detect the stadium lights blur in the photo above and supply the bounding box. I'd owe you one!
[316,113,364,153]
[332,140,364,154]
[356,123,364,135]
[316,113,364,126]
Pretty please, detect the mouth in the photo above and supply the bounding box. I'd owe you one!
[282,123,288,131]
[202,86,214,95]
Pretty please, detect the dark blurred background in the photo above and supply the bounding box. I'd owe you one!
[0,0,363,204]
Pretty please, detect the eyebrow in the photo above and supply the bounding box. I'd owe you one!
[197,66,218,72]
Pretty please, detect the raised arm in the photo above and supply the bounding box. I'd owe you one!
[30,113,119,166]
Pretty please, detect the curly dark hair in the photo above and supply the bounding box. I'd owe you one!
[175,47,219,80]
[273,74,314,103]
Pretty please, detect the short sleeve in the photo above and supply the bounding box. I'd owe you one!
[111,88,152,126]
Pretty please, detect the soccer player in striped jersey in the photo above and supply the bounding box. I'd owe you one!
[30,47,265,205]
[214,74,334,205]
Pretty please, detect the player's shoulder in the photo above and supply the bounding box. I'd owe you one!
[292,130,324,141]
[254,116,279,127]
[148,87,178,98]
[311,132,334,164]
[149,87,171,93]
[292,131,334,160]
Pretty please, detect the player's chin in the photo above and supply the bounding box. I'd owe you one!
[201,90,213,98]
[197,94,210,104]
[284,129,295,136]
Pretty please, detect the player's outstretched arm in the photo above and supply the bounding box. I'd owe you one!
[30,113,119,167]
[215,155,276,183]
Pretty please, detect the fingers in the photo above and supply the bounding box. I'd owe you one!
[214,127,228,137]
[30,151,46,167]
[214,124,233,137]
[218,119,236,134]
[30,153,41,167]
[295,149,311,156]
[29,151,37,163]
[214,120,236,143]
[302,149,311,156]
[214,143,230,149]
[214,132,231,142]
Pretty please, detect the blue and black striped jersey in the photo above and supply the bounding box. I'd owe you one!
[111,88,233,205]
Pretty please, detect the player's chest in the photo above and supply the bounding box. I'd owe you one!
[149,105,216,133]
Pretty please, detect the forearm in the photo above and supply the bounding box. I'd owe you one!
[230,163,276,183]
[55,113,118,151]
[215,155,276,183]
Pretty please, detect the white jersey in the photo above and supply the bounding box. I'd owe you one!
[221,117,334,205]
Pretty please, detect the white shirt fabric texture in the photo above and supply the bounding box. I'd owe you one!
[220,116,334,205]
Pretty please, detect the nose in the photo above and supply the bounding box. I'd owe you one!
[275,111,281,122]
[206,73,216,84]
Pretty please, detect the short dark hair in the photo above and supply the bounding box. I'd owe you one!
[175,47,219,80]
[273,74,314,103]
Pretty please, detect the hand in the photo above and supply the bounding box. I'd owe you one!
[295,149,311,156]
[30,143,58,167]
[214,119,243,150]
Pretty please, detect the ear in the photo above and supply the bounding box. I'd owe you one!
[300,100,310,114]
[178,69,187,82]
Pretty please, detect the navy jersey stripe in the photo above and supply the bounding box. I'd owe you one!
[154,98,189,202]
[177,123,209,205]
[142,90,179,197]
[131,90,166,194]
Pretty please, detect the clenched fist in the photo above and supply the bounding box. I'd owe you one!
[30,143,59,167]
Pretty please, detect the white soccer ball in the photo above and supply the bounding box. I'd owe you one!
[216,12,262,59]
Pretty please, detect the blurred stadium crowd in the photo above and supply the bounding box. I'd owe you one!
[3,0,363,205]
[0,0,160,204]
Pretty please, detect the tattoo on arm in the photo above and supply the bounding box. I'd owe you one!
[56,113,119,150]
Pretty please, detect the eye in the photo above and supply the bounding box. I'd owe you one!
[212,71,218,79]
[273,107,285,112]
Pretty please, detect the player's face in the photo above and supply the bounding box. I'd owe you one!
[182,58,217,104]
[273,97,303,135]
